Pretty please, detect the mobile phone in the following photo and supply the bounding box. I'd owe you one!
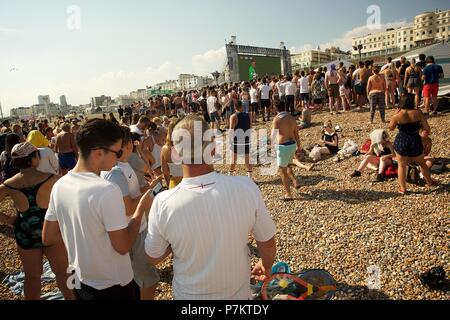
[152,182,163,197]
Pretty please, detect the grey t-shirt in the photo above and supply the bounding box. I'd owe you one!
[101,167,130,197]
[128,152,147,188]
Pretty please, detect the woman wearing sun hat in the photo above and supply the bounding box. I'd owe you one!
[0,142,74,300]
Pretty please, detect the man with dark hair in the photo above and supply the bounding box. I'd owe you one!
[417,54,427,69]
[118,105,124,119]
[1,120,11,133]
[43,119,157,300]
[422,56,444,115]
[130,116,151,137]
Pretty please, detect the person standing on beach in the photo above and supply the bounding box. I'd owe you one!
[422,56,444,116]
[367,65,387,124]
[272,101,301,201]
[101,127,160,300]
[55,122,78,175]
[145,115,277,300]
[43,119,158,300]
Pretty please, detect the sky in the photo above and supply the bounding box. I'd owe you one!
[1,0,448,114]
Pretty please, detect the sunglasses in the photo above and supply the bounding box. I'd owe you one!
[94,147,123,159]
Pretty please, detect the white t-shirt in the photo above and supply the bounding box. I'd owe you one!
[249,88,258,104]
[285,81,296,96]
[45,172,134,290]
[145,172,276,300]
[130,125,144,137]
[206,96,218,114]
[277,81,286,96]
[37,148,59,175]
[259,84,271,100]
[101,162,147,233]
[298,77,310,94]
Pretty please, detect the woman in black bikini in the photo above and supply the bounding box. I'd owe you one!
[389,94,439,195]
[0,142,74,300]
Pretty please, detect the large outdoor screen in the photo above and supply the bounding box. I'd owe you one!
[237,54,282,81]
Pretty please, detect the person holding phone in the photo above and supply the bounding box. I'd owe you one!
[145,115,277,300]
[101,127,162,300]
[43,120,159,300]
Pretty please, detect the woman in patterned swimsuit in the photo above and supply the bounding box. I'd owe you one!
[0,142,74,300]
[389,94,439,195]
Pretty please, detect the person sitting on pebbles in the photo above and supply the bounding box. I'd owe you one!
[298,104,312,130]
[309,120,339,162]
[350,129,395,182]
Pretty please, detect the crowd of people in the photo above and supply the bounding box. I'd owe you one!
[0,54,445,300]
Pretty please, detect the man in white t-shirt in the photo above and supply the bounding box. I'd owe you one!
[145,115,277,300]
[276,75,287,103]
[259,79,272,122]
[284,75,297,116]
[130,115,151,138]
[249,82,259,123]
[206,90,220,130]
[101,127,160,300]
[298,71,310,109]
[43,119,157,300]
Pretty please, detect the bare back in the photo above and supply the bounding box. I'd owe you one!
[1,172,60,212]
[273,113,299,145]
[56,131,77,154]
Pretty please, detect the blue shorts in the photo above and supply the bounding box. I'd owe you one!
[58,152,77,170]
[276,142,297,168]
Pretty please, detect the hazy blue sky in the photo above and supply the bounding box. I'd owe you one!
[1,0,448,114]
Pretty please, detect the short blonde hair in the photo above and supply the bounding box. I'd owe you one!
[172,115,214,165]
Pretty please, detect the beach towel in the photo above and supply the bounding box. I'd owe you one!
[1,261,64,300]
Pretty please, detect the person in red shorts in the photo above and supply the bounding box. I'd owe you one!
[422,56,444,116]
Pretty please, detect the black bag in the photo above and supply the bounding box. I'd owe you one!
[419,267,447,291]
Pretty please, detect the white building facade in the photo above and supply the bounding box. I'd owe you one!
[352,9,450,59]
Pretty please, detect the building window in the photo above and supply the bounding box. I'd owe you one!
[410,37,413,41]
[429,30,433,34]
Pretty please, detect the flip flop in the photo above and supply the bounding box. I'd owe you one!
[398,189,407,195]
[280,196,294,202]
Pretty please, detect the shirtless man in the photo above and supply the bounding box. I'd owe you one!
[55,122,78,175]
[272,101,301,201]
[71,119,81,134]
[173,93,183,116]
[325,64,341,114]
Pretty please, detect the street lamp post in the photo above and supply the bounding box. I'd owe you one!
[353,44,363,62]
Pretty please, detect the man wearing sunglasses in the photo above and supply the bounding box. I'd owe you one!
[43,119,158,300]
